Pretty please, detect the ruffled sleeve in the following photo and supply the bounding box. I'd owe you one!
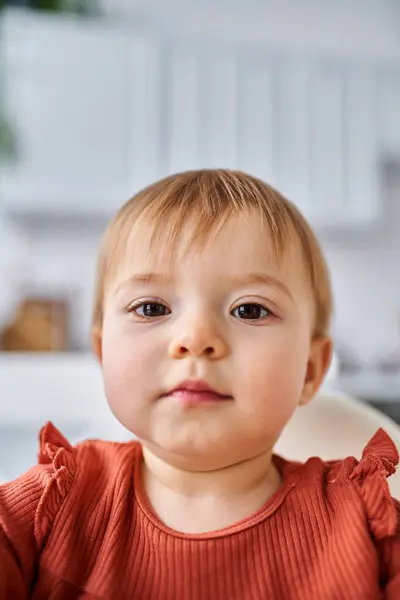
[0,422,76,599]
[350,428,399,541]
[35,422,77,547]
[348,429,400,598]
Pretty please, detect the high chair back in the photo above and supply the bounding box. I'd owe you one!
[275,392,400,498]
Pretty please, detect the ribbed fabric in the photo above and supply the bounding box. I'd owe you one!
[1,423,399,600]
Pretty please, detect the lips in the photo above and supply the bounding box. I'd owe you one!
[162,380,232,404]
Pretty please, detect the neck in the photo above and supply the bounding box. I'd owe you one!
[141,446,282,534]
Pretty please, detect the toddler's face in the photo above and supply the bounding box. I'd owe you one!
[99,211,329,470]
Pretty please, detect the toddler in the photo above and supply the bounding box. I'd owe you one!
[1,169,399,599]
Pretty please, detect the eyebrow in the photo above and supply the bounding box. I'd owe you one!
[115,272,293,301]
[229,273,294,301]
[114,273,171,295]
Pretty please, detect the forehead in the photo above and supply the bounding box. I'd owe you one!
[109,210,308,296]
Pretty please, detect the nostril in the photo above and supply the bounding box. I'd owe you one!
[176,345,215,357]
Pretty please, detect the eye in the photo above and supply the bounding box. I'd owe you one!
[231,303,272,321]
[129,301,171,319]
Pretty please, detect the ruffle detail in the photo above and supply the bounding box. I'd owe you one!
[350,428,399,540]
[34,422,77,549]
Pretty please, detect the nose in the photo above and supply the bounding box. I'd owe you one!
[168,313,229,360]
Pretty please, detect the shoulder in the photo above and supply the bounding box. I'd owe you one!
[346,428,399,540]
[72,424,141,489]
[0,422,77,555]
[1,422,141,551]
[281,428,399,542]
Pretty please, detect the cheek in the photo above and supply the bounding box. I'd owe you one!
[102,318,162,385]
[235,328,309,417]
[100,321,161,432]
[238,324,308,375]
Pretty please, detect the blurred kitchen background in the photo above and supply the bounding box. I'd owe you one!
[1,0,400,481]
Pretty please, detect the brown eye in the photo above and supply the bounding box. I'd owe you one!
[133,302,171,318]
[231,303,270,320]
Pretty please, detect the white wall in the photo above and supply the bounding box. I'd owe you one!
[105,0,400,60]
[323,164,400,364]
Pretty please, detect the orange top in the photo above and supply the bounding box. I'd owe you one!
[1,423,399,600]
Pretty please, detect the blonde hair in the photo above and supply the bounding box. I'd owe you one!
[92,169,333,336]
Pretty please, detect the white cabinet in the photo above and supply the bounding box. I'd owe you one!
[2,12,127,215]
[1,10,385,229]
[275,59,311,215]
[237,56,276,187]
[305,63,379,227]
[377,69,400,156]
[202,52,238,169]
[344,68,379,225]
[166,48,279,187]
[166,46,239,174]
[308,63,345,222]
[265,60,380,228]
[166,47,203,174]
[166,47,382,228]
[126,35,163,194]
[1,10,162,217]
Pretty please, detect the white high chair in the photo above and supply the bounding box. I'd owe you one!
[276,392,400,498]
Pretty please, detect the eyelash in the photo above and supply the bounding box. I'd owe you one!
[126,300,276,323]
[127,300,171,321]
[231,304,274,321]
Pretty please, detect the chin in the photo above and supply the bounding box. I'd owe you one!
[147,428,258,471]
[143,431,233,470]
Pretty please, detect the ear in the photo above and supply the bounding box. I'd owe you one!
[91,326,103,365]
[300,336,333,406]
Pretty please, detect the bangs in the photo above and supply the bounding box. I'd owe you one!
[120,170,292,271]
